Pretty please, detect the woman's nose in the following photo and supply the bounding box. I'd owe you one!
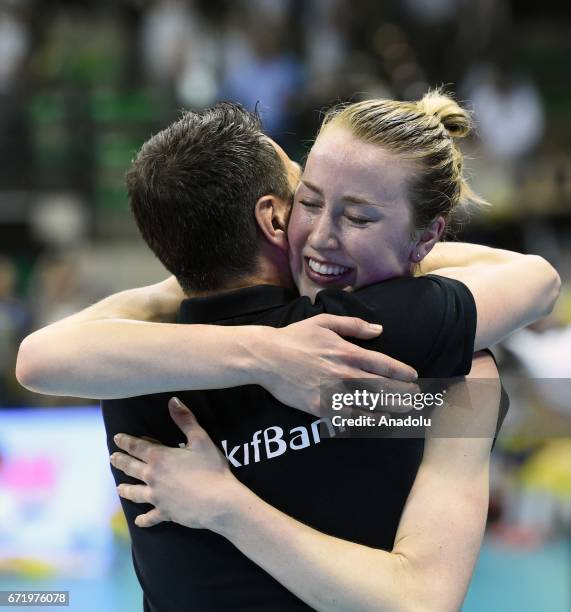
[308,213,339,251]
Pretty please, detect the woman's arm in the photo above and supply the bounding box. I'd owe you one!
[17,242,559,403]
[422,243,561,350]
[16,277,416,411]
[113,353,499,612]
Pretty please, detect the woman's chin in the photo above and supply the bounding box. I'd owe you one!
[298,275,354,302]
[293,276,318,302]
[299,282,319,303]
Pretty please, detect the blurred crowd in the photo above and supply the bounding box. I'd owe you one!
[0,0,570,544]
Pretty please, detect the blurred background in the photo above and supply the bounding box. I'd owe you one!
[0,0,570,610]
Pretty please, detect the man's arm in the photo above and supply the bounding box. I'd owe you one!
[16,277,416,411]
[422,242,561,350]
[113,353,499,611]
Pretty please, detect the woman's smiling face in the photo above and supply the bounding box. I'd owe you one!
[287,126,419,302]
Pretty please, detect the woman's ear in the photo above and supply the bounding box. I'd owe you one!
[254,195,290,252]
[410,216,446,263]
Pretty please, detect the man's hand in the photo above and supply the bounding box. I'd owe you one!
[255,314,418,417]
[111,398,238,529]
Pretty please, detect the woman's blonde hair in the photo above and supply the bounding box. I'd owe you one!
[319,89,487,231]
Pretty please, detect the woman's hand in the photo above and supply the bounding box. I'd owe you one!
[256,314,418,416]
[111,397,240,530]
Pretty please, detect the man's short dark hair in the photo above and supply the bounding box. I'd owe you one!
[126,102,292,292]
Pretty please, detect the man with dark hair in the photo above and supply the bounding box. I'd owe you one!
[17,102,557,610]
[127,103,293,293]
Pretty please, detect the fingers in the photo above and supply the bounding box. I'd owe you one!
[117,483,152,504]
[311,315,417,381]
[350,372,420,397]
[313,314,383,339]
[135,508,165,528]
[352,350,417,382]
[168,397,203,443]
[110,451,147,481]
[114,433,156,462]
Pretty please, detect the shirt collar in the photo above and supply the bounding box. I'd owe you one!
[178,285,298,324]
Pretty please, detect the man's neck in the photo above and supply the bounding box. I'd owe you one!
[185,259,295,299]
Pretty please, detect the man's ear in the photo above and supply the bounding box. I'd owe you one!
[254,195,289,252]
[410,216,446,263]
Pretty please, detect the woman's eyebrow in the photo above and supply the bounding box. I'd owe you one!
[301,179,384,207]
[300,179,324,195]
[343,194,384,206]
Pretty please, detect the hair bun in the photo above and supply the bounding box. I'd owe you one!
[417,89,471,138]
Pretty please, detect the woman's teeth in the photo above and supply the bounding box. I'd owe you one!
[308,258,349,276]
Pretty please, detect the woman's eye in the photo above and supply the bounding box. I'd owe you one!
[346,215,372,225]
[300,200,321,208]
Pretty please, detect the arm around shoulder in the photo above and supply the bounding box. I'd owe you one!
[16,287,409,412]
[208,352,499,612]
[425,244,561,349]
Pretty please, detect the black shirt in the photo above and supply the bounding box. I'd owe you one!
[102,275,477,611]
